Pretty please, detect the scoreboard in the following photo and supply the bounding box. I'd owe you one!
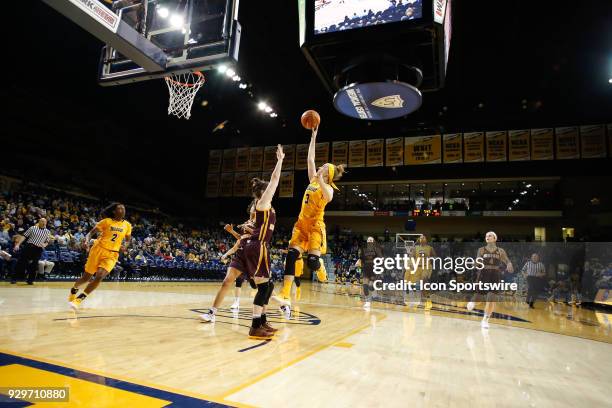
[411,209,441,217]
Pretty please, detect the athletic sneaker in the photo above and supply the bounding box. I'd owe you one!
[466,301,475,311]
[230,299,240,309]
[280,304,291,319]
[68,293,77,302]
[363,301,371,310]
[249,326,274,339]
[481,318,489,329]
[69,298,82,310]
[263,322,278,332]
[424,299,433,310]
[200,312,215,323]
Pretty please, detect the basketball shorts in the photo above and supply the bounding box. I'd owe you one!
[85,245,119,274]
[405,268,432,283]
[229,240,271,279]
[289,219,327,254]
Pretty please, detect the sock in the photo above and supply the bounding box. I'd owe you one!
[70,288,78,295]
[77,293,87,300]
[252,316,262,328]
[281,280,292,298]
[209,307,217,315]
[261,314,267,324]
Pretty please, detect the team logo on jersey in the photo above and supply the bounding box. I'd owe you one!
[110,226,124,232]
[371,95,404,109]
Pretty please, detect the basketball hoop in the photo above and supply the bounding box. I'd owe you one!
[164,71,205,120]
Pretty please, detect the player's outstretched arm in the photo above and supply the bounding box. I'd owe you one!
[317,172,334,202]
[307,127,318,181]
[257,144,284,210]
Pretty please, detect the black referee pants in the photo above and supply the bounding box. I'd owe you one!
[526,276,544,305]
[12,243,43,284]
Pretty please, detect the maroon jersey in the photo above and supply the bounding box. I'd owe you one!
[250,208,276,243]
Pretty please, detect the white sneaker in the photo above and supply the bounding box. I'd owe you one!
[466,301,475,311]
[200,313,215,323]
[280,304,291,319]
[230,299,240,309]
[363,301,371,310]
[481,318,489,329]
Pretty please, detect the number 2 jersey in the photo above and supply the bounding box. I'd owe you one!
[94,218,132,252]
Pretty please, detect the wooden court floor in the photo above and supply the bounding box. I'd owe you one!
[0,281,611,407]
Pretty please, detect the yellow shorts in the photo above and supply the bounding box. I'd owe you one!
[289,219,327,254]
[85,245,119,274]
[404,269,432,283]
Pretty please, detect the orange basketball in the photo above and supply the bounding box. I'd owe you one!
[301,110,321,130]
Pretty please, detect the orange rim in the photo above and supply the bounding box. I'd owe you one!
[165,71,205,87]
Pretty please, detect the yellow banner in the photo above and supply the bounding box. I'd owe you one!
[508,130,530,161]
[315,142,330,167]
[531,128,554,160]
[332,141,348,164]
[282,144,296,170]
[366,139,384,167]
[279,172,295,198]
[385,138,404,166]
[208,149,222,173]
[219,173,234,197]
[442,133,462,163]
[263,146,277,170]
[348,140,366,168]
[206,173,219,197]
[222,148,236,172]
[405,135,441,165]
[295,144,308,170]
[463,132,484,163]
[248,147,263,171]
[233,172,249,197]
[580,125,606,158]
[235,147,249,172]
[486,131,507,162]
[555,126,579,159]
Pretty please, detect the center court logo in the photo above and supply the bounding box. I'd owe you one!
[371,95,405,109]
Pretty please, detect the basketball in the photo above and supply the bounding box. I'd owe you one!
[301,110,321,130]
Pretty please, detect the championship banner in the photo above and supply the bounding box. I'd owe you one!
[348,140,366,168]
[235,147,250,172]
[580,125,606,158]
[315,142,330,167]
[463,132,484,163]
[206,173,219,197]
[332,141,348,165]
[530,128,554,160]
[385,137,404,166]
[263,146,277,170]
[555,126,580,159]
[442,133,462,163]
[248,147,263,171]
[219,173,234,197]
[508,129,530,161]
[485,131,507,162]
[208,149,222,173]
[282,144,296,170]
[279,171,295,198]
[295,144,308,170]
[405,135,441,165]
[233,172,249,197]
[366,139,384,167]
[222,148,236,172]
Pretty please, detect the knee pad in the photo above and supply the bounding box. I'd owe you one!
[235,277,244,288]
[248,278,257,289]
[306,254,320,272]
[265,281,274,302]
[254,282,268,306]
[283,248,300,277]
[294,277,301,287]
[295,257,304,278]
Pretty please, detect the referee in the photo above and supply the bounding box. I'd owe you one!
[11,218,52,285]
[521,253,546,308]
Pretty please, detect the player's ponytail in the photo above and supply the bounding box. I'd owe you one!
[333,164,347,181]
[251,178,269,199]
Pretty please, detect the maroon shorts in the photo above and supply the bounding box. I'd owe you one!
[229,239,271,279]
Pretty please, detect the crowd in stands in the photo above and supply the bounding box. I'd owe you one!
[315,0,422,34]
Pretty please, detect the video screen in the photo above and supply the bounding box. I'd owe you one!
[315,0,423,35]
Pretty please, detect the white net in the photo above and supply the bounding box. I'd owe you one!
[164,72,206,120]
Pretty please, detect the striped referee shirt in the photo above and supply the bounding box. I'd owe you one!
[23,226,51,248]
[522,260,545,277]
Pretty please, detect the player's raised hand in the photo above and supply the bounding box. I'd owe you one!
[311,125,318,139]
[276,144,285,160]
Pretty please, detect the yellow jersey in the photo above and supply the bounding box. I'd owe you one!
[298,180,328,222]
[94,218,132,252]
